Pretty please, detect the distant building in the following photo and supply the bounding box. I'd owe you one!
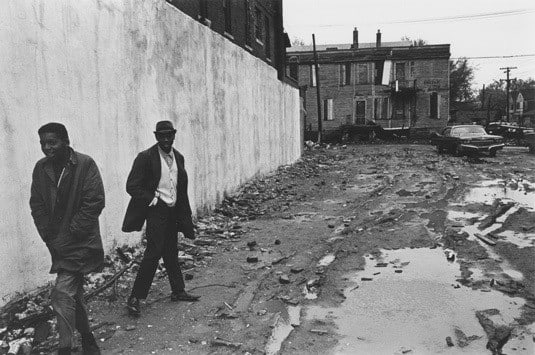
[287,29,451,137]
[167,0,290,81]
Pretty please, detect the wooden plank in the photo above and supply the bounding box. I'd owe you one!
[474,233,496,246]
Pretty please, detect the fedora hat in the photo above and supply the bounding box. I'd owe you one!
[154,120,177,134]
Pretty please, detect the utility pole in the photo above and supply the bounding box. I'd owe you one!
[312,34,322,144]
[500,67,517,122]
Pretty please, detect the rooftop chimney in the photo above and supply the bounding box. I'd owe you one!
[352,27,359,49]
[376,29,381,48]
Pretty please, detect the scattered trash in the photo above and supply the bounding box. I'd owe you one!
[309,329,329,335]
[446,336,454,347]
[279,275,291,284]
[211,337,242,349]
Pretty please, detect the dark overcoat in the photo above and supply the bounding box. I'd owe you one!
[30,149,105,274]
[121,144,194,238]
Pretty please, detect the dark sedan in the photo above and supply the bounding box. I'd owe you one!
[431,125,504,157]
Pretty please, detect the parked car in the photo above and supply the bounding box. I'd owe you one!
[485,122,533,146]
[431,125,504,157]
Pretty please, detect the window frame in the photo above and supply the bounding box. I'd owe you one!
[323,99,334,121]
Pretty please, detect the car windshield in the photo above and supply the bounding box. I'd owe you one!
[451,126,486,137]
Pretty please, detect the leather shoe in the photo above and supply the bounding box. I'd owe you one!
[126,296,141,316]
[81,332,101,355]
[171,291,200,302]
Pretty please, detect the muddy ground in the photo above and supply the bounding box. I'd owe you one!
[20,144,535,354]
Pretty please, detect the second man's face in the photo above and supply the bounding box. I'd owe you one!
[155,132,175,153]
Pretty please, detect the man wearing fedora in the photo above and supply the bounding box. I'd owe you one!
[123,120,199,316]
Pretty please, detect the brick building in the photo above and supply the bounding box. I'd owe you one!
[167,0,290,81]
[287,29,451,137]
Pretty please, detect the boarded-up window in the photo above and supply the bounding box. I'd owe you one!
[357,64,369,84]
[255,8,262,40]
[200,0,208,20]
[430,92,439,118]
[244,0,251,46]
[310,65,316,87]
[382,97,389,119]
[224,0,232,34]
[323,99,334,121]
[264,15,271,58]
[374,98,380,119]
[339,64,346,85]
[355,100,366,124]
[395,62,405,80]
[409,61,415,77]
[339,63,351,85]
[289,63,298,80]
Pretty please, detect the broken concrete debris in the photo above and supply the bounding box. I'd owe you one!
[446,336,454,347]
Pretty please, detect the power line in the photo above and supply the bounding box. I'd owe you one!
[288,8,535,28]
[451,54,535,60]
[387,9,535,24]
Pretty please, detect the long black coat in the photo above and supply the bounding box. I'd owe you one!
[121,144,194,238]
[30,149,105,274]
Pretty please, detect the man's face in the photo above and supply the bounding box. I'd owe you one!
[39,132,68,161]
[155,131,175,153]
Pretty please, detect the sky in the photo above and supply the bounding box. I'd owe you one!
[283,0,535,90]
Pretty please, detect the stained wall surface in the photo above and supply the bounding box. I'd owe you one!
[0,0,300,304]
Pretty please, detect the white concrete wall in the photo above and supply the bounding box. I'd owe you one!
[0,0,300,305]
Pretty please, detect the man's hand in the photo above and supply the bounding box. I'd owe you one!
[148,192,160,207]
[148,196,158,207]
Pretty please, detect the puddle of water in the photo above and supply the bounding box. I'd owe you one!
[265,306,301,355]
[498,230,535,248]
[463,179,535,210]
[447,204,527,277]
[306,248,529,354]
[318,254,336,267]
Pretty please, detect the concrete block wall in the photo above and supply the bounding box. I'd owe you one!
[0,0,300,305]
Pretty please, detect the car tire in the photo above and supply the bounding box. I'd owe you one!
[489,149,497,157]
[529,144,535,154]
[454,144,463,157]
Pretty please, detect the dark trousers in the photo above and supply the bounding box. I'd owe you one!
[51,271,91,349]
[131,202,185,299]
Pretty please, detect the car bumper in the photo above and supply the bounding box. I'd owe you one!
[460,143,505,152]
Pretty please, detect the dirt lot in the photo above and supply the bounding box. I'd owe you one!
[8,143,535,354]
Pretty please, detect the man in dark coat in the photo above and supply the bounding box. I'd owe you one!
[123,120,199,316]
[30,123,104,355]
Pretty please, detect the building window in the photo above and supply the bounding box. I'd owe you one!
[244,0,251,46]
[374,98,389,119]
[395,62,406,80]
[310,65,316,87]
[255,8,263,42]
[382,97,389,119]
[264,15,271,59]
[355,100,366,124]
[357,63,369,84]
[289,63,298,80]
[323,99,334,121]
[409,61,415,77]
[224,0,232,34]
[200,0,208,21]
[374,98,380,119]
[339,63,351,86]
[430,92,439,118]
